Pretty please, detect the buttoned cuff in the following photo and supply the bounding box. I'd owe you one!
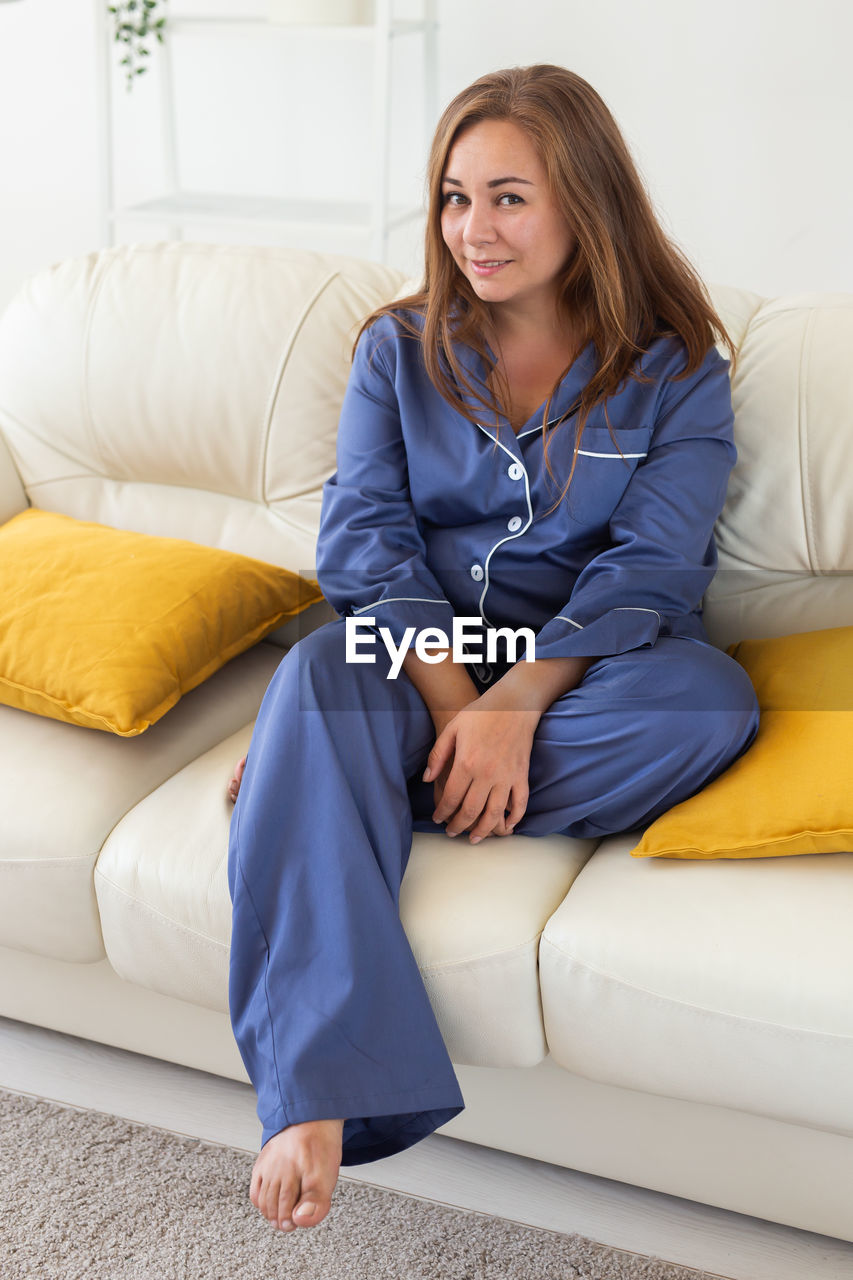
[533,606,661,661]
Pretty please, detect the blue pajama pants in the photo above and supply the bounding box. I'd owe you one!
[227,618,759,1165]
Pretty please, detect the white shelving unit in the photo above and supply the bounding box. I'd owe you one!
[95,2,438,263]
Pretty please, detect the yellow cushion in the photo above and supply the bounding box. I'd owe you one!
[0,508,322,736]
[631,625,853,859]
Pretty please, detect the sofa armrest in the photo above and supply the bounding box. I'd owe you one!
[0,430,27,525]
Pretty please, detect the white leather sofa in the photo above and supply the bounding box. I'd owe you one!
[1,242,851,1243]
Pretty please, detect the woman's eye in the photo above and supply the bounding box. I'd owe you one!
[498,192,523,206]
[442,191,467,206]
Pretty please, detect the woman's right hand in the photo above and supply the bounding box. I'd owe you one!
[425,652,595,838]
[424,698,537,843]
[227,755,247,805]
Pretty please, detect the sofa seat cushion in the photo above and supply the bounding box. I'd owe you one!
[95,743,597,1068]
[540,833,853,1133]
[0,642,284,963]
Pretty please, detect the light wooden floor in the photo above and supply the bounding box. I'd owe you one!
[2,1014,852,1280]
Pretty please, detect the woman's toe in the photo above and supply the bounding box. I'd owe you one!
[275,1179,300,1230]
[292,1190,332,1227]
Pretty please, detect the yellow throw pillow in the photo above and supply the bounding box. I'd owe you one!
[0,508,322,736]
[631,625,853,859]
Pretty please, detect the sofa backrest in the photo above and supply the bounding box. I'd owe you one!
[0,242,406,574]
[705,284,853,647]
[1,242,851,648]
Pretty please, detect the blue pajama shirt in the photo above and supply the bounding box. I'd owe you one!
[227,314,759,1163]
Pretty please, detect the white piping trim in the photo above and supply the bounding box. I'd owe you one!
[474,422,533,625]
[555,607,661,629]
[577,449,648,459]
[614,607,662,620]
[352,596,450,615]
[516,412,565,439]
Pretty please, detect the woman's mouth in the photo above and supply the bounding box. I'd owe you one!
[469,259,511,276]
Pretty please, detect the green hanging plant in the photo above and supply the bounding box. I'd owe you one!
[108,0,167,91]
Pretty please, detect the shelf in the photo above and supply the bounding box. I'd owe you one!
[110,191,424,236]
[97,1,438,263]
[167,18,432,39]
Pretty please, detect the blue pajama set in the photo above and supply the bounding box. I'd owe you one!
[227,313,760,1164]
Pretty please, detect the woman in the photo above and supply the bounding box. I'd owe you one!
[227,64,759,1235]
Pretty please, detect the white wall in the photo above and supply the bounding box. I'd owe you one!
[1,0,851,314]
[0,1,102,310]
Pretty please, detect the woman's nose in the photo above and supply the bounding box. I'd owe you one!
[462,201,497,246]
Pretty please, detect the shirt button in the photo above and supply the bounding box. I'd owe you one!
[507,462,524,480]
[507,516,523,532]
[470,563,484,581]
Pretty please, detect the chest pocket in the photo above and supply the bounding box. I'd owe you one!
[561,425,653,529]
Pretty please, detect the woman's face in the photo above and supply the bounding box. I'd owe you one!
[440,118,576,319]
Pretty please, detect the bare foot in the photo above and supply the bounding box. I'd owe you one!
[249,1118,345,1232]
[227,755,247,805]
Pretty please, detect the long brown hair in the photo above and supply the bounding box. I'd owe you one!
[359,64,736,505]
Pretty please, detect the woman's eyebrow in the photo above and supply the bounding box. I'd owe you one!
[441,175,534,187]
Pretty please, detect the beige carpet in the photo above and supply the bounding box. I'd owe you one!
[0,1088,724,1280]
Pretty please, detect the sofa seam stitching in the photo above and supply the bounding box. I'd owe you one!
[742,299,853,322]
[93,871,545,974]
[797,309,818,572]
[94,868,227,953]
[260,270,340,507]
[0,854,97,867]
[418,933,539,975]
[80,253,113,476]
[538,935,853,1042]
[732,295,767,340]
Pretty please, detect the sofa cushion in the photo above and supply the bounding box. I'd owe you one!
[0,643,284,963]
[0,508,320,736]
[632,624,853,859]
[702,292,853,649]
[94,735,597,1068]
[0,243,406,572]
[539,833,853,1133]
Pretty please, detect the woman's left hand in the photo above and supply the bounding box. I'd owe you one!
[424,693,541,843]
